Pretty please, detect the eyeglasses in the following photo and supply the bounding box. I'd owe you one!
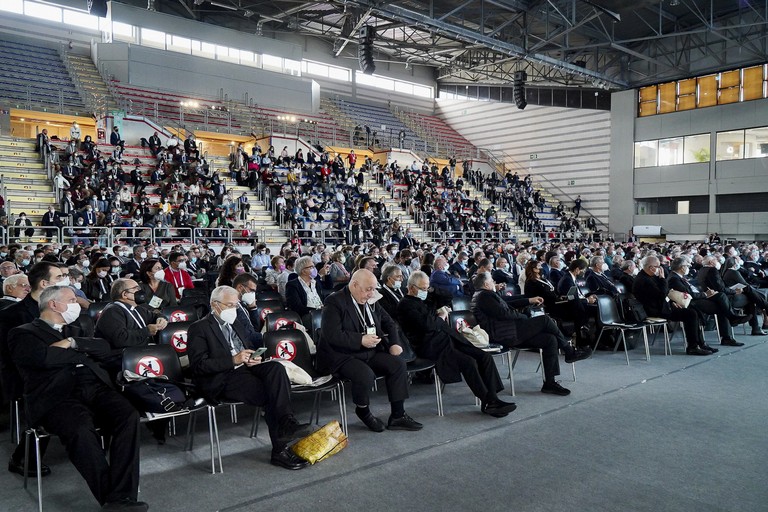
[214,300,239,309]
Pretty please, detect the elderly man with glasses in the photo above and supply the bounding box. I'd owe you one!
[633,256,716,356]
[187,285,310,470]
[0,274,30,309]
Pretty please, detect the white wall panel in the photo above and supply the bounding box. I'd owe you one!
[435,99,612,229]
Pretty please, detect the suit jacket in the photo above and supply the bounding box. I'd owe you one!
[696,266,733,295]
[187,314,256,400]
[0,295,40,400]
[491,268,517,285]
[285,277,323,317]
[447,262,468,279]
[0,297,21,310]
[632,270,671,317]
[470,289,528,343]
[317,286,401,374]
[667,272,706,299]
[556,272,578,296]
[585,270,620,297]
[430,269,463,297]
[523,278,561,309]
[549,268,565,289]
[377,284,404,320]
[8,319,112,424]
[95,301,160,349]
[122,258,142,278]
[42,211,63,227]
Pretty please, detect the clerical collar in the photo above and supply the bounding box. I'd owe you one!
[41,318,64,332]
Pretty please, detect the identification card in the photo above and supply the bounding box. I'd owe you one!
[178,286,185,297]
[148,295,163,309]
[366,327,377,336]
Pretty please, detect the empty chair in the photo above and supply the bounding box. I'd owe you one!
[161,305,200,323]
[256,290,282,302]
[264,310,303,332]
[157,321,194,366]
[253,300,285,331]
[593,295,651,365]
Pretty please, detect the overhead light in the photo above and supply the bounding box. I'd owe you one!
[243,10,255,18]
[193,0,205,5]
[209,2,238,11]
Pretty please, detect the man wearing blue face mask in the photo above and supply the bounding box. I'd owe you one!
[397,271,516,418]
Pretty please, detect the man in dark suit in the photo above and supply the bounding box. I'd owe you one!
[697,256,765,335]
[470,272,590,396]
[95,279,168,350]
[585,256,621,297]
[8,285,146,511]
[41,206,63,241]
[447,251,469,278]
[0,262,67,476]
[147,131,162,155]
[231,273,264,348]
[397,271,516,418]
[0,274,29,310]
[667,257,744,347]
[491,257,517,286]
[398,228,416,250]
[318,269,422,432]
[547,255,566,289]
[634,256,714,355]
[121,246,146,279]
[186,285,309,470]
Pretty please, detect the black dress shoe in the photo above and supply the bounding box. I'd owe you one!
[751,329,768,336]
[686,347,711,356]
[387,413,423,431]
[101,498,149,511]
[700,344,719,354]
[541,381,571,396]
[481,399,517,418]
[565,347,593,363]
[270,447,309,470]
[356,409,385,432]
[721,338,745,347]
[276,415,310,443]
[8,459,51,477]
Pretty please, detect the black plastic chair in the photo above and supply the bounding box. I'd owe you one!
[161,305,200,323]
[451,295,470,311]
[257,329,347,434]
[264,310,302,332]
[593,295,651,365]
[121,345,217,472]
[157,321,193,367]
[86,301,110,324]
[253,300,285,331]
[256,290,282,302]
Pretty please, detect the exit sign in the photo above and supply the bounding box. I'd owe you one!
[567,180,575,185]
[530,153,538,160]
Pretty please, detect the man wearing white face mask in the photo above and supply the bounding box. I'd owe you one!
[585,256,621,297]
[121,246,147,279]
[398,272,516,418]
[0,262,80,478]
[8,285,147,511]
[231,273,265,347]
[187,286,309,470]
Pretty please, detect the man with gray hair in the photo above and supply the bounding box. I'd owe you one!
[633,256,714,355]
[0,274,30,309]
[398,271,516,418]
[187,285,310,470]
[8,286,146,510]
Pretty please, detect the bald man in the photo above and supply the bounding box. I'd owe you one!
[319,269,422,432]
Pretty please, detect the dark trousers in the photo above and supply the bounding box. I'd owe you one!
[40,373,140,506]
[663,307,702,348]
[509,315,567,383]
[451,342,503,401]
[690,294,732,339]
[220,363,292,453]
[336,352,408,407]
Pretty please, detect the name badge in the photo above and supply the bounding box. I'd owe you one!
[148,295,163,309]
[366,327,377,336]
[178,286,185,297]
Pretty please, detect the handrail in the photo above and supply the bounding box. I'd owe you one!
[527,171,609,232]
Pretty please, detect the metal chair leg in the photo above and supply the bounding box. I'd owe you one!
[506,350,515,396]
[433,370,443,417]
[249,407,262,439]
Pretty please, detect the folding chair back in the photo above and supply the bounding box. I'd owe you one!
[448,310,478,333]
[157,321,194,358]
[264,310,302,332]
[451,295,470,311]
[122,344,184,381]
[262,329,317,378]
[161,305,200,323]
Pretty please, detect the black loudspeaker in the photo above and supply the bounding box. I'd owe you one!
[358,25,376,75]
[513,70,527,110]
[87,0,108,17]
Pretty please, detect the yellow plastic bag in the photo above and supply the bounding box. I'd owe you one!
[290,420,348,464]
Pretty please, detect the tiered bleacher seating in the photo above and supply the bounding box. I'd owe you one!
[398,110,477,158]
[110,82,239,132]
[0,37,86,114]
[254,105,350,147]
[330,98,428,153]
